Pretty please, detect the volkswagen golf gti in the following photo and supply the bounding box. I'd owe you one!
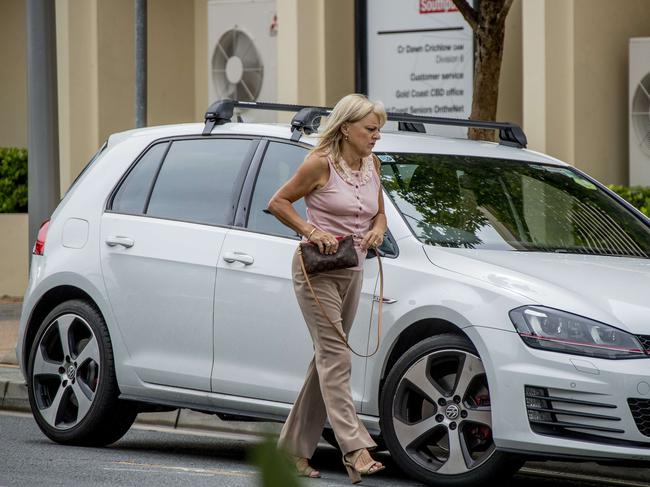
[16,100,650,486]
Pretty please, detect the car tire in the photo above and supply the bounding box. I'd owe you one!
[380,334,523,487]
[27,299,137,446]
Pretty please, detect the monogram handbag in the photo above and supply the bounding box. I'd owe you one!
[297,235,383,358]
[298,234,358,274]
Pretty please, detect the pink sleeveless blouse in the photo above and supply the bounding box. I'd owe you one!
[304,154,380,271]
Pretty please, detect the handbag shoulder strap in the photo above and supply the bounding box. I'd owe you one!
[298,249,383,358]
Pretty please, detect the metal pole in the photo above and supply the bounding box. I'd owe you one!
[26,0,60,253]
[354,0,368,95]
[135,0,147,127]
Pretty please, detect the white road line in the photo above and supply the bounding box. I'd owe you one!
[520,467,650,487]
[106,460,256,478]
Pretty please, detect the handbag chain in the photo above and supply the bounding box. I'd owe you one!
[298,248,383,358]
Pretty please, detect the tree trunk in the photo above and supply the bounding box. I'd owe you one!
[452,0,513,141]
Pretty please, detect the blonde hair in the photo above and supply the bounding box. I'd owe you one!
[311,94,387,161]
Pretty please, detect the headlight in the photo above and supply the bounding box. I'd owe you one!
[509,306,646,360]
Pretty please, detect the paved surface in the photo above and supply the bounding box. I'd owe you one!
[2,300,650,485]
[3,412,650,487]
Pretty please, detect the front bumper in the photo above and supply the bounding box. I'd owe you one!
[469,326,650,461]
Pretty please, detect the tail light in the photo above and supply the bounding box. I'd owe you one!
[33,219,50,255]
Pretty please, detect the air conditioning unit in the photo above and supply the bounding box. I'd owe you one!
[629,37,650,185]
[208,0,277,122]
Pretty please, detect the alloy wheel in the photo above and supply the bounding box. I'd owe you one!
[31,313,101,430]
[391,349,494,475]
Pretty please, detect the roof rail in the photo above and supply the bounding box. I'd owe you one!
[203,99,527,148]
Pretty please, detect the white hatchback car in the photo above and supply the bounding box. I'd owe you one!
[17,100,650,486]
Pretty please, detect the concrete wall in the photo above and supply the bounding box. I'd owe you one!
[545,0,575,166]
[194,0,209,120]
[521,0,650,183]
[57,0,100,194]
[97,0,135,142]
[573,0,650,184]
[497,0,523,127]
[323,0,355,106]
[277,0,355,112]
[0,215,28,297]
[0,0,27,149]
[148,0,196,125]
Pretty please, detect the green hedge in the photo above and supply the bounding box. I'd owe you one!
[608,185,650,217]
[0,147,28,213]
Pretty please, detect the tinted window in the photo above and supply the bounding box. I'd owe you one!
[381,153,650,257]
[112,143,167,214]
[147,139,253,225]
[247,142,308,237]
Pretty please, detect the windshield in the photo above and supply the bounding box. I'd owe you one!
[379,153,650,258]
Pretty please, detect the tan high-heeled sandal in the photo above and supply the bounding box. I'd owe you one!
[292,456,321,478]
[342,448,384,484]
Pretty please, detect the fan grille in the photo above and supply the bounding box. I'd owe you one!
[211,27,264,102]
[631,72,650,156]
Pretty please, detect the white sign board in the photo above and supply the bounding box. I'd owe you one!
[367,0,474,134]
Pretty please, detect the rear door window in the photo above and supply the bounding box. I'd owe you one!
[110,138,255,225]
[112,142,168,215]
[246,141,308,237]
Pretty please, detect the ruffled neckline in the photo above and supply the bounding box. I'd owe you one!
[330,154,374,186]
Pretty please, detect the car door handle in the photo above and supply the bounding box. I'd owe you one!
[222,251,254,265]
[105,236,135,248]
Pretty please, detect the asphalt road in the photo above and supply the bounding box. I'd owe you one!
[1,411,649,487]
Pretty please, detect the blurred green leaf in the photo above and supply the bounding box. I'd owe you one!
[608,185,650,217]
[249,434,303,487]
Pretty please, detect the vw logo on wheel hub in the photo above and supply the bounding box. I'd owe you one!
[445,404,460,420]
[66,365,76,380]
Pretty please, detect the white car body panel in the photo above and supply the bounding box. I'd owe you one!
[211,228,380,406]
[100,213,226,391]
[424,247,650,334]
[16,120,650,465]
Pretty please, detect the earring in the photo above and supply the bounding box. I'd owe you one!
[344,133,349,141]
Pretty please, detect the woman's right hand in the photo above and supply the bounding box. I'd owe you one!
[309,229,339,255]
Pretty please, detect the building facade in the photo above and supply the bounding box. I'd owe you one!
[1,0,650,295]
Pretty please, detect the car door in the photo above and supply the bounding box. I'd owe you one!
[211,140,381,406]
[100,137,258,391]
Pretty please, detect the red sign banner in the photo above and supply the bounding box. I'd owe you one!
[419,0,459,14]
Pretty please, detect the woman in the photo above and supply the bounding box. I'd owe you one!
[268,94,387,483]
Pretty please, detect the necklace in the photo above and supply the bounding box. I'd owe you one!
[332,154,374,186]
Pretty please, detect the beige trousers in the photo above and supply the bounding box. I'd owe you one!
[277,249,376,458]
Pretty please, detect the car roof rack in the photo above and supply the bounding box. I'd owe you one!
[203,99,527,148]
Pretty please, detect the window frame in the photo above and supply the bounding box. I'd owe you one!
[105,135,260,228]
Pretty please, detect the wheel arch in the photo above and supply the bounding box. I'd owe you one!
[22,284,107,377]
[381,318,472,384]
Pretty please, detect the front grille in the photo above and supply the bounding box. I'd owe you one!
[629,398,650,437]
[526,386,625,439]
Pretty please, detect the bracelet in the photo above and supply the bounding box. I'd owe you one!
[307,227,317,240]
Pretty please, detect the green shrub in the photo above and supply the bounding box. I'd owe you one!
[0,147,28,213]
[608,185,650,217]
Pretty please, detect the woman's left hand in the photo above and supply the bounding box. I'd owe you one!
[360,229,384,252]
